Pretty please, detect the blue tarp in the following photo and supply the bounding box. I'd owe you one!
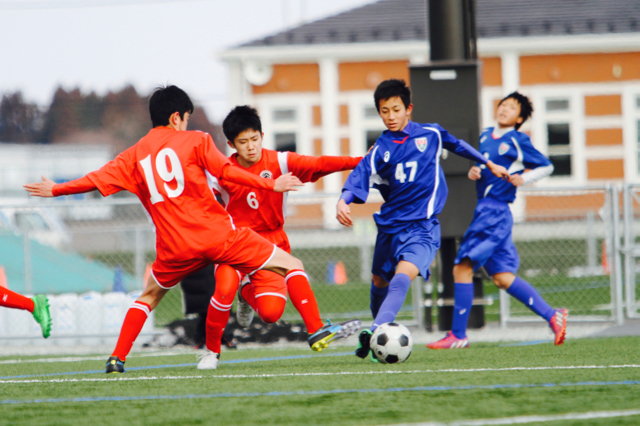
[0,234,137,294]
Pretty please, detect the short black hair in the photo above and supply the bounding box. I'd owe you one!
[373,79,411,112]
[498,91,533,130]
[222,105,262,144]
[149,85,194,128]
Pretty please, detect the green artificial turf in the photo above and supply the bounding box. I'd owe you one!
[0,336,638,425]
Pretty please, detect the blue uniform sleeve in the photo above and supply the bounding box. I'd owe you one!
[439,125,488,165]
[518,134,551,169]
[342,145,377,204]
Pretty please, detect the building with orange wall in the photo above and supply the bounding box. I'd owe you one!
[220,0,640,224]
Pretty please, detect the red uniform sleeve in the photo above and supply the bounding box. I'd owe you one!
[196,133,275,191]
[64,146,138,197]
[52,176,97,196]
[287,153,363,183]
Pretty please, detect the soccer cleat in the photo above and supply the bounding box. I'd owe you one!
[31,295,52,338]
[236,279,254,329]
[105,356,125,374]
[426,331,469,350]
[355,329,373,359]
[308,319,361,352]
[197,350,220,370]
[549,308,568,346]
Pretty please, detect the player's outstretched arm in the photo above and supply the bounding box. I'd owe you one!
[274,172,303,193]
[468,166,482,181]
[24,176,56,197]
[486,161,509,180]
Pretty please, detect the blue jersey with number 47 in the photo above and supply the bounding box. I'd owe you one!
[343,121,487,232]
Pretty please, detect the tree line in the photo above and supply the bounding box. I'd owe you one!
[0,86,225,153]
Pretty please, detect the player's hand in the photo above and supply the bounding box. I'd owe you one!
[468,166,482,180]
[486,161,509,180]
[509,174,525,187]
[336,199,353,227]
[274,172,303,193]
[23,176,56,197]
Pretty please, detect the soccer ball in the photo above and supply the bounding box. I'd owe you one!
[370,322,413,364]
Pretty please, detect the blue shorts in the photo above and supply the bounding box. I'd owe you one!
[455,197,519,276]
[372,218,441,283]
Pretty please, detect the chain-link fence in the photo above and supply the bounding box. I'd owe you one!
[498,185,621,324]
[0,185,628,345]
[622,183,640,319]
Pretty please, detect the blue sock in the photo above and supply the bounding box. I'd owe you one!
[507,276,554,321]
[372,273,411,331]
[451,282,474,339]
[370,282,389,319]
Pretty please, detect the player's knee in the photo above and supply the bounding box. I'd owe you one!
[258,305,285,324]
[492,275,510,289]
[372,275,388,288]
[288,256,304,272]
[453,263,473,282]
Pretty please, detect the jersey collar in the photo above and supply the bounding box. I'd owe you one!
[385,120,416,143]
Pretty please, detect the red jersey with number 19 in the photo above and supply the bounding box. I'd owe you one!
[69,128,276,265]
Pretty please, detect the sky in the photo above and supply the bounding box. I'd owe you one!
[0,0,375,122]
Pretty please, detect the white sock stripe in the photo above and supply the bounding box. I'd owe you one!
[285,270,308,284]
[209,298,232,312]
[130,303,150,316]
[254,292,287,301]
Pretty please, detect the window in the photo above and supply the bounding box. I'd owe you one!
[547,123,571,176]
[275,132,296,153]
[542,98,572,178]
[273,108,296,122]
[366,130,380,150]
[364,106,379,119]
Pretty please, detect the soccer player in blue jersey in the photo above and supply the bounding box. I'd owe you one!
[427,92,568,350]
[336,79,509,361]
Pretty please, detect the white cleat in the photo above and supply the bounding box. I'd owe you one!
[236,278,255,329]
[197,350,220,370]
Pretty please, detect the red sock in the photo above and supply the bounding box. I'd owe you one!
[112,301,150,361]
[0,287,34,312]
[206,296,232,353]
[207,265,241,353]
[241,283,258,311]
[255,295,286,323]
[285,270,323,334]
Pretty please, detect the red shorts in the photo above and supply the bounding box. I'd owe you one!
[152,227,276,289]
[219,227,290,299]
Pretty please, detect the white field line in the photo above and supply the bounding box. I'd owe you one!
[0,350,192,365]
[388,408,640,426]
[1,364,639,385]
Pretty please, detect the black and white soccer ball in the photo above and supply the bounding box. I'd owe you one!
[370,322,413,364]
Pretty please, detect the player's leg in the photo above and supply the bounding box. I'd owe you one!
[370,274,389,319]
[107,273,168,373]
[0,287,51,338]
[492,270,567,345]
[202,265,240,366]
[371,261,419,330]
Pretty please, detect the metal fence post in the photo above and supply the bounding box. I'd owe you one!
[135,225,144,287]
[412,276,425,328]
[499,289,509,328]
[23,231,32,294]
[610,184,624,325]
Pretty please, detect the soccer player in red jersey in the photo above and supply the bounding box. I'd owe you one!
[0,290,51,338]
[24,86,333,372]
[204,106,362,363]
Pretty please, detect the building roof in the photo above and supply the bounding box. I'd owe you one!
[240,0,640,48]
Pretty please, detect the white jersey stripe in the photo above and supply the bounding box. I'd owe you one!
[205,170,230,207]
[423,127,442,219]
[507,136,525,174]
[277,151,289,219]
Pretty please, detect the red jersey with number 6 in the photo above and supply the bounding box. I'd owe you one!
[79,128,275,263]
[209,149,362,233]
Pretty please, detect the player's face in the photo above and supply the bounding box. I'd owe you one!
[496,98,523,129]
[378,97,412,132]
[230,129,263,167]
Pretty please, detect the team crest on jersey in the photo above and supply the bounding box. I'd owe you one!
[415,137,427,152]
[498,142,510,155]
[384,151,390,162]
[260,170,273,179]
